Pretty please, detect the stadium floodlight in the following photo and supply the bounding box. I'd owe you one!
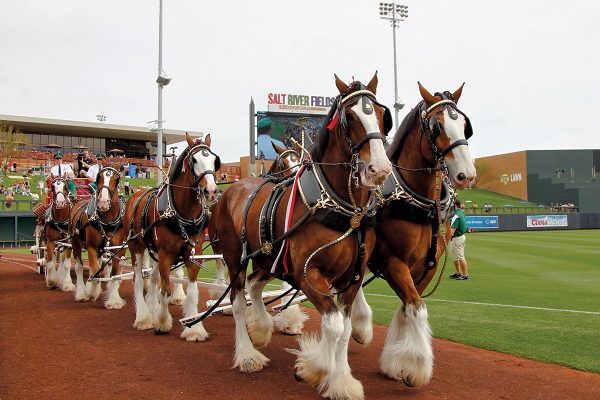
[378,3,409,133]
[96,114,106,123]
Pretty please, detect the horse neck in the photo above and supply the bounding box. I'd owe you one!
[395,125,439,199]
[51,198,70,222]
[98,187,121,222]
[320,131,370,207]
[171,169,202,220]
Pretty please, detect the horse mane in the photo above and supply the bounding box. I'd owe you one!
[310,97,340,163]
[386,102,422,161]
[168,149,188,182]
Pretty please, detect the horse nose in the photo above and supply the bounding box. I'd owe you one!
[203,187,217,201]
[368,159,392,183]
[457,172,466,182]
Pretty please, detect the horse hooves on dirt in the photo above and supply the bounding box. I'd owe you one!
[294,371,304,382]
[154,329,169,336]
[402,374,415,387]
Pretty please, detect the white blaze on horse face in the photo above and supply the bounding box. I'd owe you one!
[441,109,477,189]
[349,100,392,186]
[192,149,218,201]
[53,180,67,208]
[285,153,300,173]
[98,170,112,210]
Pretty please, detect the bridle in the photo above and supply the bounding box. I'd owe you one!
[51,177,71,210]
[271,149,300,177]
[96,166,121,210]
[419,91,473,162]
[183,142,221,193]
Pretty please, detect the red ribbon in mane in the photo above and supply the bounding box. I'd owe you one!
[326,111,339,131]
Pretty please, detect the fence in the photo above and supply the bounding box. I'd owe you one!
[0,212,37,247]
[0,199,39,212]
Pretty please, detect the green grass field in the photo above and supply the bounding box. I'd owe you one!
[3,230,599,372]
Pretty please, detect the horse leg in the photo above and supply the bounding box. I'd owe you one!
[180,261,209,342]
[350,285,373,345]
[59,248,75,292]
[132,251,153,330]
[145,252,160,315]
[208,257,228,300]
[45,240,59,289]
[104,253,126,310]
[73,243,88,302]
[245,270,274,348]
[153,251,175,334]
[170,267,187,306]
[84,247,102,301]
[292,274,364,400]
[273,281,308,336]
[380,258,433,388]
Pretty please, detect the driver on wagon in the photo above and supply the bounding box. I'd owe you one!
[85,153,108,193]
[50,152,77,199]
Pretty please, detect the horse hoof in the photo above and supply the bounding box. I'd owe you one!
[154,329,169,335]
[294,371,304,382]
[402,374,415,387]
[352,334,366,345]
[282,327,302,336]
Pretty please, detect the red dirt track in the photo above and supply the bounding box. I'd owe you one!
[1,254,599,400]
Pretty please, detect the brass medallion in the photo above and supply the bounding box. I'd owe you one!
[350,214,362,229]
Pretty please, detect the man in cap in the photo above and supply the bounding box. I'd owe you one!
[50,152,77,199]
[449,199,471,280]
[85,153,108,193]
[256,118,286,160]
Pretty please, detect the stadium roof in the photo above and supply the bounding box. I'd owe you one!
[0,114,196,144]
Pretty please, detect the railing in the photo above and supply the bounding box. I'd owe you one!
[0,199,39,211]
[465,206,579,215]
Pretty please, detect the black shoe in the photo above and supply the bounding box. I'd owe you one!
[458,275,470,280]
[449,273,462,279]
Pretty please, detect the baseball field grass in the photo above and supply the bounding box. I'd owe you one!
[4,230,599,372]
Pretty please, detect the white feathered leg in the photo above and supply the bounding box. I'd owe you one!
[380,303,433,387]
[180,281,209,341]
[74,256,88,301]
[208,257,228,300]
[45,256,58,288]
[153,287,172,334]
[59,254,75,292]
[232,291,269,372]
[351,286,373,345]
[273,282,307,335]
[145,257,160,315]
[245,277,273,348]
[104,276,126,310]
[322,314,364,400]
[291,311,352,396]
[170,267,186,305]
[132,253,153,330]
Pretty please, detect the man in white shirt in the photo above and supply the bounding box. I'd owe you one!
[50,152,77,199]
[86,153,108,193]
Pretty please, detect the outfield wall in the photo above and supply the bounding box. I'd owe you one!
[467,213,600,232]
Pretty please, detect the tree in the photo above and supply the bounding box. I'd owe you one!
[0,121,31,175]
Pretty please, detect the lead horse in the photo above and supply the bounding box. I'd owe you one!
[212,73,391,399]
[123,133,219,341]
[351,82,476,388]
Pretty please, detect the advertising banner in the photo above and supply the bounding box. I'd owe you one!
[466,216,499,229]
[526,215,568,228]
[256,112,327,160]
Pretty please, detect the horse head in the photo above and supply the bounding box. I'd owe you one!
[96,167,120,211]
[417,82,476,189]
[51,178,69,209]
[185,132,220,201]
[331,72,392,187]
[270,142,300,177]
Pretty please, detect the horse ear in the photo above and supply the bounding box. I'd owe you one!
[185,132,194,147]
[271,142,284,155]
[334,74,349,94]
[204,134,212,147]
[452,82,465,103]
[418,82,436,106]
[366,71,378,95]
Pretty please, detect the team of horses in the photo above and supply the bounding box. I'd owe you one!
[35,74,475,400]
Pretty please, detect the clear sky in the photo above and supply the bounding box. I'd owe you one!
[1,0,599,162]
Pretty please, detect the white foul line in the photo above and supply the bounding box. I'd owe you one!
[364,292,600,315]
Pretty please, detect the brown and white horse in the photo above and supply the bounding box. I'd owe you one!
[43,178,75,291]
[123,133,219,341]
[211,74,391,399]
[351,82,476,388]
[69,167,127,309]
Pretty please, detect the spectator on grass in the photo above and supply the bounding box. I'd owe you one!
[5,192,14,209]
[449,199,471,280]
[0,184,5,195]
